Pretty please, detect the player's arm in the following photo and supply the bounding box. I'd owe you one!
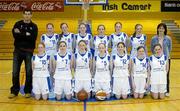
[130,58,136,90]
[51,55,56,75]
[92,57,96,78]
[146,59,151,89]
[71,54,74,75]
[166,57,169,73]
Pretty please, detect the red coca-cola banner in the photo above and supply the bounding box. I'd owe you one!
[0,1,64,12]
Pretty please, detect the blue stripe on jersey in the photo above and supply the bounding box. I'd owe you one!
[149,56,152,61]
[47,77,52,91]
[32,56,35,61]
[47,55,50,60]
[144,35,147,41]
[68,54,71,60]
[111,35,113,39]
[94,36,96,41]
[131,37,133,41]
[75,53,77,59]
[41,35,45,42]
[95,56,97,61]
[133,58,136,64]
[75,35,78,40]
[146,58,149,63]
[164,55,167,61]
[88,34,91,40]
[71,34,74,39]
[113,55,116,60]
[108,56,110,61]
[88,52,91,58]
[123,33,126,37]
[127,55,130,60]
[54,55,57,61]
[107,36,110,41]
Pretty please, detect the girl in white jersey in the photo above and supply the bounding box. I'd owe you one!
[41,23,59,56]
[131,46,150,99]
[74,23,92,53]
[59,23,74,53]
[93,24,110,55]
[112,42,131,99]
[52,41,73,100]
[93,43,111,99]
[74,40,92,99]
[149,44,169,99]
[110,22,128,54]
[130,24,147,58]
[32,43,50,100]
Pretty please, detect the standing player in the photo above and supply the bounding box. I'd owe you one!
[149,44,169,99]
[32,43,50,100]
[131,46,150,99]
[74,40,92,99]
[112,42,131,99]
[52,41,73,100]
[93,25,110,55]
[130,24,147,58]
[59,23,74,53]
[151,23,172,97]
[41,23,59,56]
[110,22,128,54]
[93,43,111,99]
[74,23,92,53]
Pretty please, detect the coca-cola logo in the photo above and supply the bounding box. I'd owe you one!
[0,2,20,11]
[31,2,54,10]
[0,1,64,12]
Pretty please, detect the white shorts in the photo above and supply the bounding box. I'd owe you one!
[151,84,167,93]
[113,77,130,95]
[74,80,91,93]
[32,77,49,95]
[94,81,111,94]
[54,79,72,95]
[134,77,146,93]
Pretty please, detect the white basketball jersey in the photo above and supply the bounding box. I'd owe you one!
[74,51,92,80]
[54,53,72,80]
[75,33,92,52]
[95,54,111,82]
[93,35,110,55]
[112,54,130,77]
[150,55,167,84]
[130,34,146,57]
[41,33,59,55]
[132,57,149,78]
[60,33,74,53]
[110,32,128,54]
[32,54,50,77]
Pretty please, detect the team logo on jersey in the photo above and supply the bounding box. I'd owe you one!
[159,60,165,65]
[139,40,145,45]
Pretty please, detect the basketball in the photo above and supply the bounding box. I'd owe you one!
[77,89,88,101]
[95,90,107,101]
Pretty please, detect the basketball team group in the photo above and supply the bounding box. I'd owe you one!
[9,10,172,101]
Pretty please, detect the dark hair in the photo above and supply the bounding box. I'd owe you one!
[117,42,125,48]
[115,22,122,28]
[97,24,105,31]
[58,41,67,48]
[153,43,162,51]
[137,46,145,51]
[78,40,87,46]
[46,23,54,28]
[79,23,86,28]
[60,23,68,29]
[157,23,167,35]
[23,9,32,14]
[132,24,143,37]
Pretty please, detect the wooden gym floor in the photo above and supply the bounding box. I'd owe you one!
[0,59,180,111]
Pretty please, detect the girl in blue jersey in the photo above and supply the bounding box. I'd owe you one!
[93,43,111,99]
[32,43,50,100]
[52,41,73,100]
[112,42,131,99]
[149,44,169,99]
[130,24,147,58]
[110,22,128,54]
[131,46,150,99]
[74,40,93,99]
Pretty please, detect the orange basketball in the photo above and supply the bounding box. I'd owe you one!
[95,90,107,101]
[77,89,88,101]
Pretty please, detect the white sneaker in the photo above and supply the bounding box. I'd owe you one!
[165,93,170,97]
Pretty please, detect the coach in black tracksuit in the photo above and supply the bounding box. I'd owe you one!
[9,9,38,99]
